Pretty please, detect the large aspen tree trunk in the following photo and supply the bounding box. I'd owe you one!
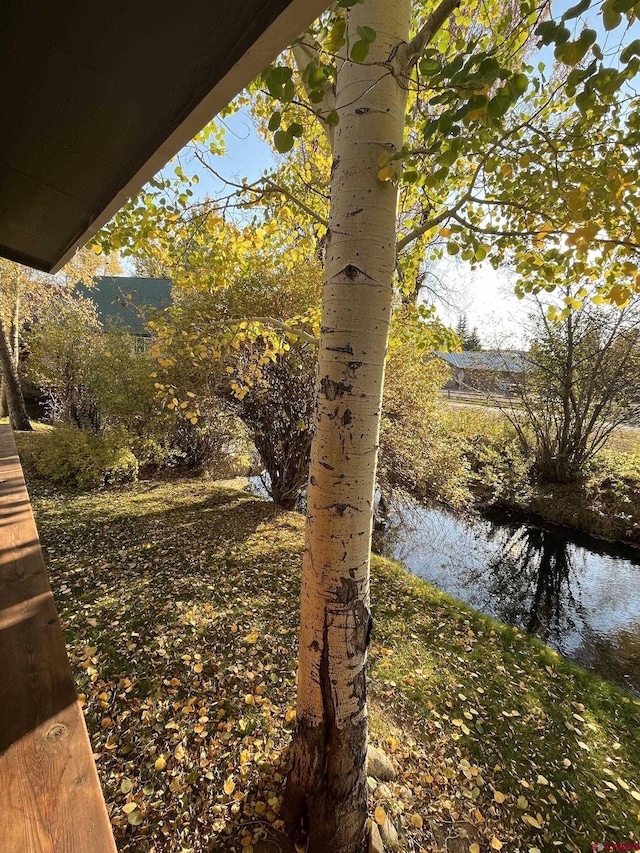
[284,1,411,849]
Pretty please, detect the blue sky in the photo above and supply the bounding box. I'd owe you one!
[185,109,276,198]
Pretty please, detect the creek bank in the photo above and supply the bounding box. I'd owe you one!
[476,481,640,550]
[479,496,640,553]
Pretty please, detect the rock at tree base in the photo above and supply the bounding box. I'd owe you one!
[380,816,398,849]
[366,744,396,781]
[369,820,385,853]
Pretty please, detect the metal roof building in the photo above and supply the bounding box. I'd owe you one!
[438,350,528,373]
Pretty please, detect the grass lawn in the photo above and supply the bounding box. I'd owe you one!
[26,475,640,853]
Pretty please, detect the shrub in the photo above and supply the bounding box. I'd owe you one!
[465,428,532,507]
[441,408,533,507]
[32,425,138,489]
[127,408,254,477]
[379,347,470,510]
[582,448,640,540]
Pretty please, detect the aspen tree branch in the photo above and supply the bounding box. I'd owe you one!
[396,159,485,253]
[451,211,560,239]
[467,195,556,222]
[395,0,462,71]
[292,38,336,146]
[451,212,640,251]
[193,152,329,228]
[396,203,464,253]
[223,317,319,345]
[260,177,329,229]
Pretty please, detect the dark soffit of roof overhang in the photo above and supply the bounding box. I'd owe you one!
[0,0,330,274]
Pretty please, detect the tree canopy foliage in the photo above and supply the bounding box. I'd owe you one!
[96,0,640,314]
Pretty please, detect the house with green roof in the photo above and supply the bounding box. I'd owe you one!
[77,276,172,350]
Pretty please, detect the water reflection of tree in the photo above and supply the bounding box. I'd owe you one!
[374,502,587,645]
[372,497,454,562]
[375,498,640,691]
[481,524,586,644]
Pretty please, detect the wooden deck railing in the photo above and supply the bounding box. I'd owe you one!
[0,425,116,852]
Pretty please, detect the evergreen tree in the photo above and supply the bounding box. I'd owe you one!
[465,326,482,351]
[455,314,469,347]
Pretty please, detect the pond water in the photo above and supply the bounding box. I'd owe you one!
[375,501,640,695]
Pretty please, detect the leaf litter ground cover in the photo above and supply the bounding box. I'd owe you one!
[27,476,640,853]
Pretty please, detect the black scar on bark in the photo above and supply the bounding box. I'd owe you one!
[319,616,336,729]
[330,503,358,516]
[354,600,373,653]
[345,264,359,280]
[335,576,359,604]
[341,409,353,426]
[321,375,353,401]
[327,343,354,354]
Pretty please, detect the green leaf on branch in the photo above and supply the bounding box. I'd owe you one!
[274,130,294,153]
[508,73,529,97]
[536,21,571,45]
[325,17,346,53]
[268,112,281,132]
[356,26,377,44]
[487,91,512,119]
[602,0,622,30]
[562,0,592,20]
[263,65,294,102]
[419,56,441,75]
[555,31,596,66]
[350,40,370,63]
[621,39,640,63]
[576,91,596,113]
[305,64,327,90]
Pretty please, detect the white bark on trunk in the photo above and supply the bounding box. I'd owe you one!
[285,0,412,849]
